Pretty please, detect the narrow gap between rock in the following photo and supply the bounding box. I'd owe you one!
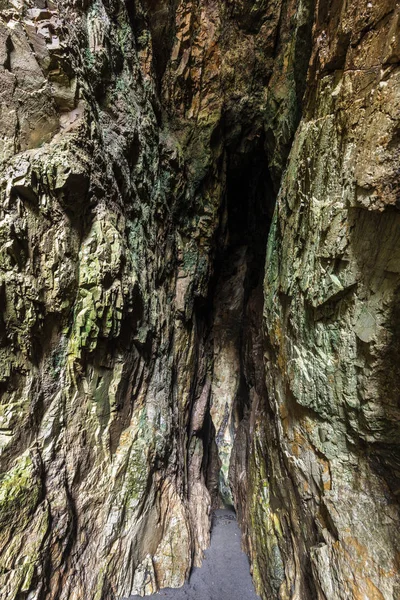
[204,131,276,512]
[128,133,276,599]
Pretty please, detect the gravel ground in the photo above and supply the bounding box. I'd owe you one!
[129,508,260,600]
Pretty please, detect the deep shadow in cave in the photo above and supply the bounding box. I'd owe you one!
[203,131,277,511]
[129,131,277,599]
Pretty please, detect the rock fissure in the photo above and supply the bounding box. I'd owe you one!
[0,1,399,599]
[201,136,275,511]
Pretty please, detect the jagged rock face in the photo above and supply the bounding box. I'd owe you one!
[0,0,290,597]
[241,2,400,600]
[0,1,399,600]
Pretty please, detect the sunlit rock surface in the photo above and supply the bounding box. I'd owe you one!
[254,4,400,599]
[0,0,399,599]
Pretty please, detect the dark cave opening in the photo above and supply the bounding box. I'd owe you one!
[201,132,276,509]
[225,133,275,264]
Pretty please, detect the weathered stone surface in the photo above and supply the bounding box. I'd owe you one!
[248,2,400,599]
[0,0,399,599]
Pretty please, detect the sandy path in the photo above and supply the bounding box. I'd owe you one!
[129,509,260,600]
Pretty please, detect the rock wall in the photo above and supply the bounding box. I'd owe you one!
[236,2,400,599]
[0,0,399,599]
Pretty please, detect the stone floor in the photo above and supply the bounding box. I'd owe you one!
[129,509,260,600]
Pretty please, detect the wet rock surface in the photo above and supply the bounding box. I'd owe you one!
[0,0,399,599]
[128,509,260,600]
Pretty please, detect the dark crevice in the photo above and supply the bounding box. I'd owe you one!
[126,0,179,90]
[4,35,14,72]
[194,132,276,509]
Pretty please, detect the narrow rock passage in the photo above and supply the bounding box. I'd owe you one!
[129,509,260,600]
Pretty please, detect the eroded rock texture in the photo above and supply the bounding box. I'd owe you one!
[247,4,400,600]
[0,0,399,599]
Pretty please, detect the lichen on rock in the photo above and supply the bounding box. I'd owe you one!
[0,0,399,599]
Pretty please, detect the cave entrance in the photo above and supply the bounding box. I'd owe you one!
[206,131,276,509]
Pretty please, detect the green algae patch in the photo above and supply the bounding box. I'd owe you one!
[120,409,154,513]
[248,430,286,598]
[0,452,41,531]
[125,440,150,506]
[0,501,50,600]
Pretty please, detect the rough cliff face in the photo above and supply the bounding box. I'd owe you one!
[0,1,399,599]
[236,3,400,599]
